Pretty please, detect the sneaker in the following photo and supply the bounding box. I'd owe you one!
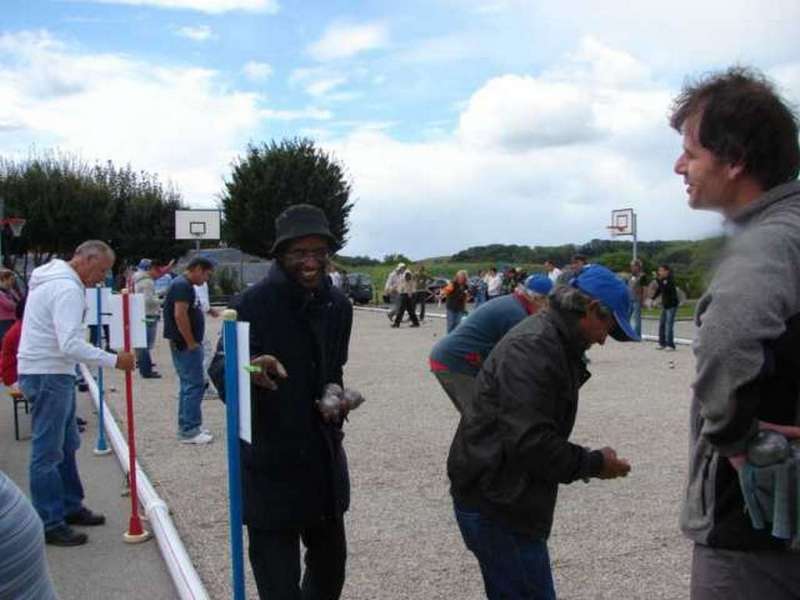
[665,346,676,352]
[141,372,162,379]
[180,431,214,445]
[410,323,420,328]
[655,345,665,350]
[45,524,88,546]
[65,507,106,526]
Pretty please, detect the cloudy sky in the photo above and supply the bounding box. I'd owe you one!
[2,1,799,259]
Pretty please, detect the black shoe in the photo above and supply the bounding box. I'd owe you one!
[410,323,420,327]
[390,323,400,328]
[141,372,162,379]
[45,525,88,546]
[76,417,88,426]
[65,507,106,526]
[77,383,89,393]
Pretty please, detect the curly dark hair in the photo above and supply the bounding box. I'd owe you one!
[670,66,799,190]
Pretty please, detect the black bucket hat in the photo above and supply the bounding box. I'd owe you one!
[271,204,336,254]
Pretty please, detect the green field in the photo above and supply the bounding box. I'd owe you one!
[642,301,696,320]
[346,261,547,304]
[341,261,700,316]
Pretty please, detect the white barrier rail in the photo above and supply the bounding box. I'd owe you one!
[79,363,210,600]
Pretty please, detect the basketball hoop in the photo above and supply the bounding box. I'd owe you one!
[606,225,626,237]
[1,217,26,237]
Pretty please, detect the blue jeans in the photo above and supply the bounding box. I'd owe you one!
[659,307,677,348]
[19,374,84,531]
[170,344,205,438]
[454,501,556,600]
[630,298,642,337]
[136,317,159,376]
[446,309,467,333]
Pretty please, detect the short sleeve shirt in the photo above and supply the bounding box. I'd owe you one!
[162,275,204,348]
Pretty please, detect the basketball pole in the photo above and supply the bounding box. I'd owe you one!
[632,213,638,262]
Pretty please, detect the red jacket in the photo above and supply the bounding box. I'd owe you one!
[1,320,22,386]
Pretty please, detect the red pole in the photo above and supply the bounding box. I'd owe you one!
[122,289,150,543]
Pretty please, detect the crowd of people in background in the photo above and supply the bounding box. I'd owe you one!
[379,254,680,342]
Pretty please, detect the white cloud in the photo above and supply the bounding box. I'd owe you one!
[0,30,323,206]
[175,25,216,41]
[305,77,347,97]
[77,0,279,14]
[259,107,332,121]
[326,39,730,257]
[242,60,273,82]
[458,75,597,150]
[456,38,667,153]
[289,66,352,100]
[307,21,388,62]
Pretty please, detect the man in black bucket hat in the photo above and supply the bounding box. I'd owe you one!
[234,204,354,599]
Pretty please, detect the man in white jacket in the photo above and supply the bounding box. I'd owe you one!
[18,240,135,547]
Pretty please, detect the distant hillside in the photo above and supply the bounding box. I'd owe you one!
[447,237,726,298]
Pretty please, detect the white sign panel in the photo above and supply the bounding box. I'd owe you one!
[108,294,148,349]
[83,287,113,326]
[237,322,252,444]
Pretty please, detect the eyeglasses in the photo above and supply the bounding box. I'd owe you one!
[284,248,329,262]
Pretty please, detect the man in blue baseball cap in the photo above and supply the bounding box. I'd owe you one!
[430,274,553,412]
[447,264,636,599]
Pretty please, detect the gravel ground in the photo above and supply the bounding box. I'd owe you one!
[101,309,696,599]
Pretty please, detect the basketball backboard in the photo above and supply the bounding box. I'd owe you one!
[175,209,221,240]
[609,208,635,237]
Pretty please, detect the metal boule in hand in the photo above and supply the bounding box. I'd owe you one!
[342,388,365,411]
[747,430,790,467]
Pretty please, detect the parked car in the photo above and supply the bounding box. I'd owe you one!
[346,272,373,305]
[426,277,450,302]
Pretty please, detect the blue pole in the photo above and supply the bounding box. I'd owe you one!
[94,285,111,455]
[223,312,245,600]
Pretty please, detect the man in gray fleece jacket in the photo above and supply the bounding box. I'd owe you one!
[671,67,800,598]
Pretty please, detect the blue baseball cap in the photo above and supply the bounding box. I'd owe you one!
[525,275,553,296]
[138,258,152,270]
[572,264,640,342]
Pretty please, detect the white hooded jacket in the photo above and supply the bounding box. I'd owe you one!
[18,259,117,375]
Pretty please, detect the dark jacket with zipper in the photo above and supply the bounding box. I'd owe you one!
[681,180,800,550]
[447,307,604,539]
[653,275,679,309]
[235,262,353,531]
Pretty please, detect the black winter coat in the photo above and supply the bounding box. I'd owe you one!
[653,275,679,309]
[447,308,603,539]
[235,262,353,531]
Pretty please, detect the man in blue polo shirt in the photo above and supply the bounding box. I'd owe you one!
[429,275,552,413]
[162,255,215,444]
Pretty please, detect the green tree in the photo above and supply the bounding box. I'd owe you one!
[0,151,190,272]
[221,138,353,258]
[382,253,411,265]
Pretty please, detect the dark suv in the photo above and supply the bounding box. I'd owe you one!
[346,273,373,305]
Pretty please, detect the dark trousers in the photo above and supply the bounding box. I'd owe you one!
[414,291,427,320]
[454,501,556,600]
[248,517,347,600]
[659,306,677,348]
[394,294,419,326]
[433,370,475,413]
[691,543,800,599]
